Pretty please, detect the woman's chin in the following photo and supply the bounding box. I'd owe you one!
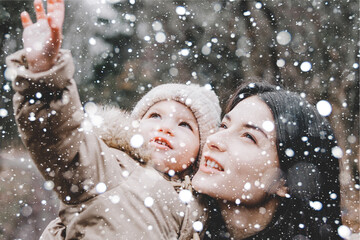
[192,173,238,201]
[192,172,207,193]
[192,172,218,198]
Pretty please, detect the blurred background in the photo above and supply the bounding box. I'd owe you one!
[0,0,358,239]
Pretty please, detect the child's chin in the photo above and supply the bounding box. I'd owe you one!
[149,160,168,173]
[150,150,169,160]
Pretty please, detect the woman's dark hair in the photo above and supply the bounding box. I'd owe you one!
[210,82,342,239]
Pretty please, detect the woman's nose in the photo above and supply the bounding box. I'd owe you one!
[206,133,226,152]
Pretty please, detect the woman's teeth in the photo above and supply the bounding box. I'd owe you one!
[206,159,223,171]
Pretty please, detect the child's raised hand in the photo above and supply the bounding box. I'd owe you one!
[21,0,64,73]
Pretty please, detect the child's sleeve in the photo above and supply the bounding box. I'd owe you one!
[7,49,122,204]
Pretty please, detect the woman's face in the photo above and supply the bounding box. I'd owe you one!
[193,96,282,205]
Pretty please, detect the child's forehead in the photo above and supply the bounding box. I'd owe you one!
[147,100,197,118]
[149,99,186,111]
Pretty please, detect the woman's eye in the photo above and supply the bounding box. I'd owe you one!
[243,133,256,144]
[219,123,228,129]
[179,122,193,131]
[149,113,161,119]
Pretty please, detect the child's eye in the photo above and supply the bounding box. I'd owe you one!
[219,123,228,129]
[149,113,161,119]
[243,133,256,144]
[179,122,193,131]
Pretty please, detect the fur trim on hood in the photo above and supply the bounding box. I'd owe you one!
[88,105,151,163]
[87,105,197,181]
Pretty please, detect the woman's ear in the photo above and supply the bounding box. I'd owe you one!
[275,179,288,198]
[262,167,287,196]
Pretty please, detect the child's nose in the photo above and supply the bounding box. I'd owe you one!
[157,125,174,136]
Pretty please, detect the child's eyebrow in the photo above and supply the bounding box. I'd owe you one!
[179,116,197,125]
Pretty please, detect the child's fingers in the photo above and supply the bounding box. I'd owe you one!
[47,14,62,48]
[55,0,65,22]
[21,11,33,28]
[47,14,59,34]
[34,0,46,21]
[47,0,55,12]
[48,0,64,13]
[47,0,64,5]
[47,2,55,16]
[47,0,65,26]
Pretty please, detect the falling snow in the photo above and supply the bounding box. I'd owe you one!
[144,196,154,207]
[96,182,107,194]
[193,221,203,232]
[178,189,193,204]
[300,61,312,72]
[316,100,332,117]
[285,148,295,157]
[276,31,291,45]
[262,120,274,132]
[338,225,352,239]
[0,0,358,239]
[130,134,144,148]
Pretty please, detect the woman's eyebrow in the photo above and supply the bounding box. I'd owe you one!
[224,114,231,121]
[244,123,269,139]
[226,114,269,138]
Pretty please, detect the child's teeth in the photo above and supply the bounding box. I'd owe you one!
[207,160,211,166]
[210,161,215,167]
[155,139,169,147]
[215,164,219,168]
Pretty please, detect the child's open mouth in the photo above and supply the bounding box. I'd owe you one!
[204,156,224,171]
[151,137,173,150]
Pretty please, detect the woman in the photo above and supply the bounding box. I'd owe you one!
[193,82,342,239]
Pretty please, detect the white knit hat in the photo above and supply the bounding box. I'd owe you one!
[131,83,221,160]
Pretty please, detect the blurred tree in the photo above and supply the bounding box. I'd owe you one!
[0,0,358,239]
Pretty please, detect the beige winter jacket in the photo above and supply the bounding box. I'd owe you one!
[7,50,208,240]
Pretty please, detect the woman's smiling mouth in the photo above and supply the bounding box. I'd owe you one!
[201,155,224,172]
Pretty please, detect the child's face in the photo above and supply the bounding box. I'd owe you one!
[139,100,200,174]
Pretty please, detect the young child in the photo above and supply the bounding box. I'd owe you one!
[7,0,221,239]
